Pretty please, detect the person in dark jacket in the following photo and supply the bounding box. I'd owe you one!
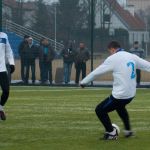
[39,38,55,84]
[130,41,145,86]
[25,37,38,84]
[61,42,74,84]
[74,42,90,84]
[18,35,29,82]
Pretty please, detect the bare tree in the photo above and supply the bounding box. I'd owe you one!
[32,0,52,36]
[56,0,89,42]
[13,0,24,25]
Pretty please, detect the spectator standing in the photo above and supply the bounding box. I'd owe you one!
[74,42,90,84]
[25,37,38,84]
[39,38,55,84]
[38,39,43,81]
[61,42,74,84]
[130,41,145,86]
[18,35,29,83]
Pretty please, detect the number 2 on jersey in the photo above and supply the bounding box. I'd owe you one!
[127,62,136,79]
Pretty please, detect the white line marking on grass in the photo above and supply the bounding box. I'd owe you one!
[10,88,111,92]
[129,108,150,111]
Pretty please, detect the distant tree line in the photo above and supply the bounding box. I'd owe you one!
[4,0,150,52]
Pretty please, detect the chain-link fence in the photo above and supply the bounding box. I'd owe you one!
[2,0,150,86]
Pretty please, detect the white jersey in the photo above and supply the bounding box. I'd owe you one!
[0,32,15,72]
[81,51,150,99]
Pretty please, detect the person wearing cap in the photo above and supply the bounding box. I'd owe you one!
[25,37,38,84]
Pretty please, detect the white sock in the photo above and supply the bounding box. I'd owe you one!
[0,105,3,111]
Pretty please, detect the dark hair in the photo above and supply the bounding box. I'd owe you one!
[108,41,121,49]
[134,41,139,44]
[24,35,29,39]
[40,38,45,45]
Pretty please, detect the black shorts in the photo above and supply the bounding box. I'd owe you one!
[96,95,134,113]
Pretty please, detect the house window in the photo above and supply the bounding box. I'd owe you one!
[132,33,134,43]
[103,14,111,22]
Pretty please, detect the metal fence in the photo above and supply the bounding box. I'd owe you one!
[2,0,150,86]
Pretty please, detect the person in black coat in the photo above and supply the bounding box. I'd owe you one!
[74,42,90,84]
[61,42,74,84]
[25,37,38,84]
[18,35,29,82]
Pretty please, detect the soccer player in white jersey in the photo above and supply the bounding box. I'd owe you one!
[0,32,15,120]
[80,41,150,140]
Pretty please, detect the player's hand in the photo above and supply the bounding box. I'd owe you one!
[80,84,85,88]
[10,65,15,74]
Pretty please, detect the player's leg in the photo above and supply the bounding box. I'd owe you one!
[95,97,114,132]
[0,72,10,120]
[95,95,118,139]
[116,99,134,137]
[116,106,131,130]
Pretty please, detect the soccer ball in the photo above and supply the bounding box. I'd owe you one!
[112,123,120,134]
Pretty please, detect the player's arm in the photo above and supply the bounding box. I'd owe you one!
[135,55,150,72]
[80,57,113,86]
[5,34,15,73]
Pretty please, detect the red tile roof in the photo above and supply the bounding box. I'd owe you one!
[105,0,146,30]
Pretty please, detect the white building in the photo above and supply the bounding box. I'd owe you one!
[127,0,150,11]
[95,0,149,45]
[3,0,36,27]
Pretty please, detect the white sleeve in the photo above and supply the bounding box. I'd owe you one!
[5,35,15,65]
[80,57,113,85]
[135,55,150,72]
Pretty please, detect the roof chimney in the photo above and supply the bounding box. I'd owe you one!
[125,5,135,16]
[117,0,127,8]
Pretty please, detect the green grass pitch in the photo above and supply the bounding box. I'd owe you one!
[0,86,150,150]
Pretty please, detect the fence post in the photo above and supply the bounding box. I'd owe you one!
[90,0,94,85]
[0,0,2,32]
